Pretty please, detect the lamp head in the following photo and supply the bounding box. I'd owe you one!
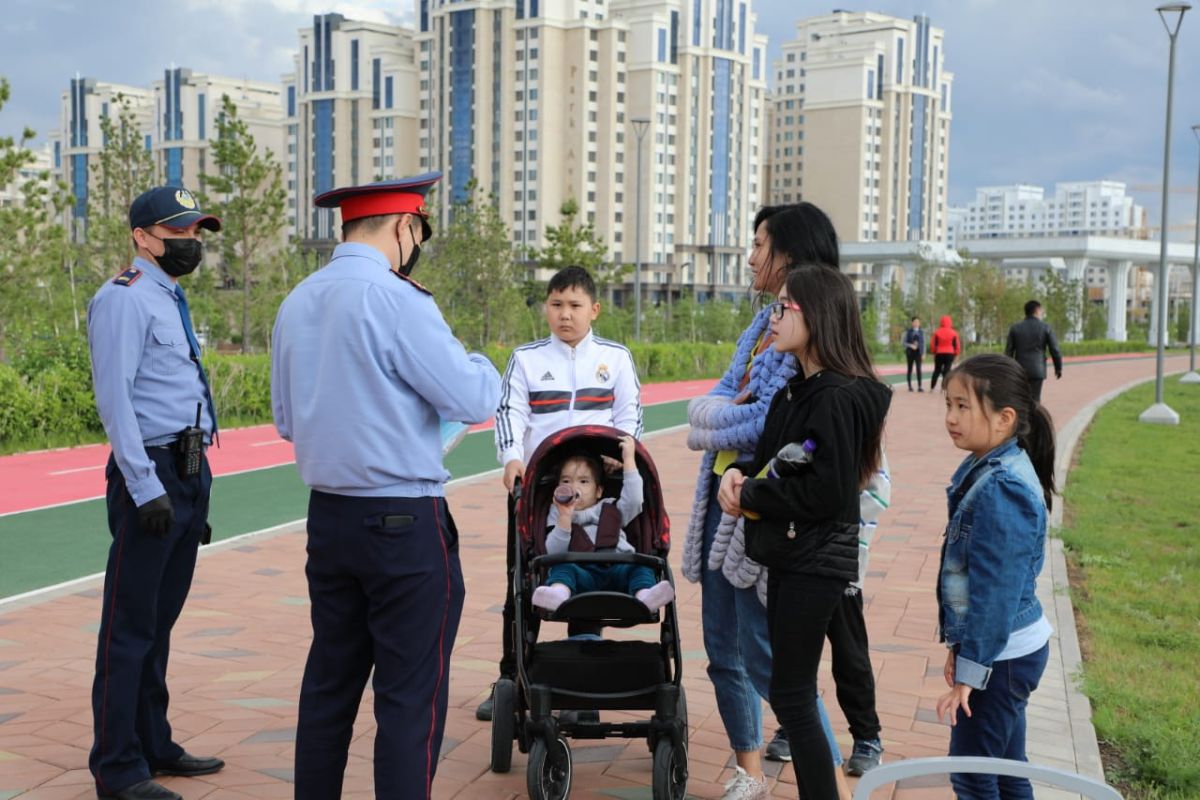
[1157,3,1190,37]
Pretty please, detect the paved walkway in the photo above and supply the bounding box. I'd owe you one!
[0,355,1186,799]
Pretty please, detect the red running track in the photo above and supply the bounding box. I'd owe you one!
[0,355,1145,516]
[0,378,719,516]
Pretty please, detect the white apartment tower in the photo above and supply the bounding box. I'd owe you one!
[283,14,422,241]
[54,72,286,236]
[153,68,284,194]
[417,0,768,300]
[769,11,953,245]
[54,78,154,233]
[949,181,1148,242]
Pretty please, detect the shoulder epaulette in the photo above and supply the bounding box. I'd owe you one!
[112,267,143,287]
[392,270,432,296]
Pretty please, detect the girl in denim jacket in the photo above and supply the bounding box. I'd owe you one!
[937,354,1056,800]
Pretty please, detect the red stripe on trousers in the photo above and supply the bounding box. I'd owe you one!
[426,498,452,799]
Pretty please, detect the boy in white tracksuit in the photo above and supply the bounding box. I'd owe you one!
[477,265,643,720]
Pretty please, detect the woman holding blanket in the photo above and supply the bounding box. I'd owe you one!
[719,265,891,798]
[684,204,849,800]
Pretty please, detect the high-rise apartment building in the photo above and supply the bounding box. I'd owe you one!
[417,0,767,300]
[53,71,285,236]
[282,14,421,241]
[768,11,953,245]
[152,68,283,193]
[948,181,1148,243]
[53,78,154,232]
[0,143,54,209]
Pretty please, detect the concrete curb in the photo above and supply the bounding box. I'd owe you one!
[1045,371,1180,783]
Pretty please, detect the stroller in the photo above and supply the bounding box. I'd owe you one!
[489,425,688,800]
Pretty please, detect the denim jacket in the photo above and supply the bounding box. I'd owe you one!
[938,438,1047,689]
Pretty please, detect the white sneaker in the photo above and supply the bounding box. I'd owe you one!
[721,766,769,800]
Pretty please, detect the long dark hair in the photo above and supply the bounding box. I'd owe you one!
[784,263,883,487]
[753,203,839,295]
[947,354,1056,510]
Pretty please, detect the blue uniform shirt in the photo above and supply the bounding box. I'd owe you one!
[271,242,501,497]
[87,257,215,506]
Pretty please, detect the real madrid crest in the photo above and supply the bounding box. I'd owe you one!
[175,190,197,209]
[596,363,610,383]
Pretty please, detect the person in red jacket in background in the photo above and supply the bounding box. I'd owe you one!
[928,314,962,391]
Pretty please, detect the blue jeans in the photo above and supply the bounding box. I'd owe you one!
[948,642,1050,799]
[547,562,656,595]
[699,477,841,763]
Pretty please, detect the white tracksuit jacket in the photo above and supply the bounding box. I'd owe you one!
[495,331,643,466]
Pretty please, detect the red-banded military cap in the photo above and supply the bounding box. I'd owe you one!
[314,171,441,240]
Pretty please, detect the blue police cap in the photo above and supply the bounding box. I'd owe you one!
[314,172,441,239]
[129,186,222,232]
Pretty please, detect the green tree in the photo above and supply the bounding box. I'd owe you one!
[419,181,524,348]
[199,94,287,352]
[1037,270,1084,343]
[0,78,78,361]
[84,94,157,286]
[528,197,628,295]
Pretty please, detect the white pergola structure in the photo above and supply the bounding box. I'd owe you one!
[841,236,1198,344]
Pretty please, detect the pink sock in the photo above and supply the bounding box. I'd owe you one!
[532,583,572,611]
[635,580,675,612]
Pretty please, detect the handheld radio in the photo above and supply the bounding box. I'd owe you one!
[178,402,204,477]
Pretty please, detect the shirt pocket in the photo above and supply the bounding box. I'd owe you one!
[151,327,189,376]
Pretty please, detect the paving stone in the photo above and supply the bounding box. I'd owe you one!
[0,357,1176,796]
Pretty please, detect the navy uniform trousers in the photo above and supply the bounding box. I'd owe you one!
[295,491,465,800]
[90,448,211,794]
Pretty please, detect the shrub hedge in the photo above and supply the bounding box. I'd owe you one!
[0,337,1163,450]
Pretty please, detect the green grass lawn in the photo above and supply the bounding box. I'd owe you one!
[1060,379,1200,799]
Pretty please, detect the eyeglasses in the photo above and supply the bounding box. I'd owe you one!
[770,300,802,320]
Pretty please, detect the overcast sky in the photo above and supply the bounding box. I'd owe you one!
[2,0,1199,232]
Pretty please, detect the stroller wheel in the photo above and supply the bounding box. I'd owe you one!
[651,737,688,800]
[489,678,517,773]
[526,735,572,800]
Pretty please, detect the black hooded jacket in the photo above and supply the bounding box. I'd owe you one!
[734,371,892,581]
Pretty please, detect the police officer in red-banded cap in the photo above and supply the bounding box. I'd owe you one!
[271,173,500,799]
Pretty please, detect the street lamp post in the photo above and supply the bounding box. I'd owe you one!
[632,117,650,341]
[1181,123,1200,384]
[1140,3,1189,425]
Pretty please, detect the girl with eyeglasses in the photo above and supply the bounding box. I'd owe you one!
[684,204,858,800]
[718,264,891,799]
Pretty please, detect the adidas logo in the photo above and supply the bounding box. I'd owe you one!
[541,371,555,381]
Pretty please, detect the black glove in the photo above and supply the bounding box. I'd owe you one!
[137,494,175,537]
[201,523,213,545]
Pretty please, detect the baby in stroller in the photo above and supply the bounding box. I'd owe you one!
[532,435,675,613]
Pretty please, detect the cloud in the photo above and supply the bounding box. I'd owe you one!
[1012,67,1125,112]
[182,0,409,26]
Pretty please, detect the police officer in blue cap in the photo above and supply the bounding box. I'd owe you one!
[271,172,501,799]
[87,186,226,800]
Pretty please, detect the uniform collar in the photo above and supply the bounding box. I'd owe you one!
[552,328,594,355]
[132,256,177,292]
[331,242,394,272]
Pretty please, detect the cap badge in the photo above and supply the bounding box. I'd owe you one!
[175,190,197,210]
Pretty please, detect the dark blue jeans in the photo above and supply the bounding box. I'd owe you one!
[547,562,656,595]
[948,642,1050,799]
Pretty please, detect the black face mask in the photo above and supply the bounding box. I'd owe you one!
[147,233,204,277]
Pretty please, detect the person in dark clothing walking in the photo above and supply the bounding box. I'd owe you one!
[1005,300,1063,402]
[902,317,925,392]
[929,315,961,392]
